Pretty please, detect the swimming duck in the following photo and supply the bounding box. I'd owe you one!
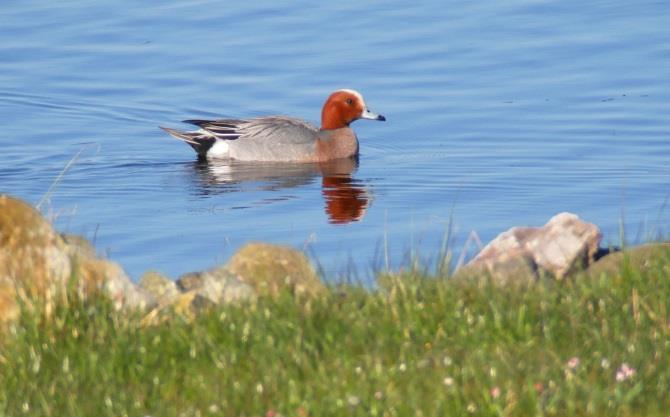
[160,89,385,162]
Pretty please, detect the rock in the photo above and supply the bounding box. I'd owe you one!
[587,243,670,278]
[177,267,255,305]
[139,271,180,301]
[0,195,72,299]
[459,212,601,282]
[141,291,216,326]
[176,271,206,292]
[61,233,97,259]
[170,291,215,317]
[141,267,255,326]
[225,242,324,297]
[0,278,19,325]
[71,256,156,311]
[454,256,540,285]
[200,270,256,304]
[0,194,154,323]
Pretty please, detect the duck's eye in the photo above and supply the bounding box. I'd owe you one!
[345,98,353,105]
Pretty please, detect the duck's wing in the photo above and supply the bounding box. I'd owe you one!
[235,116,319,144]
[183,117,318,143]
[161,116,319,160]
[227,117,320,161]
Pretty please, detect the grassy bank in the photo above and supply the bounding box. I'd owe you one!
[1,251,669,417]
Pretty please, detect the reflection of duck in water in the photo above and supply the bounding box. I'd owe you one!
[190,157,370,224]
[319,158,370,224]
[161,89,384,162]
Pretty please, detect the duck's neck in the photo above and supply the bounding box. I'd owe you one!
[321,111,349,130]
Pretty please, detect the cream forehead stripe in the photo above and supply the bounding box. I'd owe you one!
[337,89,366,107]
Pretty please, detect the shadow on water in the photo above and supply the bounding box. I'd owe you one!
[187,157,371,224]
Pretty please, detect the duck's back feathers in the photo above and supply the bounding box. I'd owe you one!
[182,119,245,140]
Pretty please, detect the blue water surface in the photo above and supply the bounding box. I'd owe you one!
[1,1,669,281]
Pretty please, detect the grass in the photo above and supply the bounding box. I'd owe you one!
[1,251,670,417]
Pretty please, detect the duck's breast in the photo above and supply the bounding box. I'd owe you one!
[315,128,359,161]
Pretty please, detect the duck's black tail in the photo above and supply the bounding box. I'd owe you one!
[159,126,216,158]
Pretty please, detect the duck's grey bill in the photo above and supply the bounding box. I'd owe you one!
[361,109,386,121]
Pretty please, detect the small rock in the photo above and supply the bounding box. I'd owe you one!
[176,271,205,292]
[460,212,601,282]
[139,271,180,301]
[177,267,255,305]
[587,243,670,278]
[141,291,215,326]
[199,269,256,304]
[171,291,215,316]
[225,242,324,297]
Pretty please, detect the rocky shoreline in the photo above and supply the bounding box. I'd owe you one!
[1,193,667,326]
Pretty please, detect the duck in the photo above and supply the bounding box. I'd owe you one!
[160,89,385,162]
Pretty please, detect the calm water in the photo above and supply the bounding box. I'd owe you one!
[2,1,669,281]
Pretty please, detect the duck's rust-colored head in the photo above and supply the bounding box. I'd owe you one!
[320,89,385,130]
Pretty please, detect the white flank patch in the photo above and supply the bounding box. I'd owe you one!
[207,139,230,159]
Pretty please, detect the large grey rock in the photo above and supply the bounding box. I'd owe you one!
[459,212,601,282]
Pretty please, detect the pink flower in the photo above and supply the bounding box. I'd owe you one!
[566,357,580,370]
[490,386,501,399]
[616,363,636,382]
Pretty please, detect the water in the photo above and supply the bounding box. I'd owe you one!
[2,1,669,281]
